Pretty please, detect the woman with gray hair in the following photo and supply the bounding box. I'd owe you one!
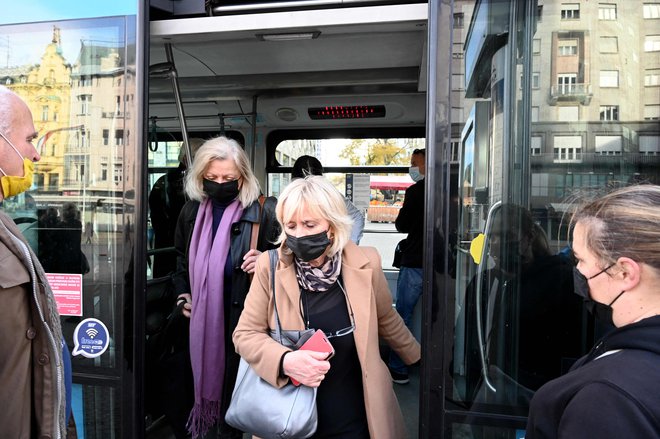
[233,176,420,438]
[171,136,280,438]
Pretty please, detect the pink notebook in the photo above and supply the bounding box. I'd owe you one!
[291,330,334,386]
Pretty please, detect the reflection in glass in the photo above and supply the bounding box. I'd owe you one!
[1,14,136,438]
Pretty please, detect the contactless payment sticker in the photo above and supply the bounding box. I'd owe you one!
[72,318,109,358]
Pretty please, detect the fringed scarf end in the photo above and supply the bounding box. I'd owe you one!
[187,399,222,438]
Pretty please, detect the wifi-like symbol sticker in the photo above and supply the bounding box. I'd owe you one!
[86,328,99,339]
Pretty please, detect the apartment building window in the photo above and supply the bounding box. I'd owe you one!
[554,135,582,162]
[558,74,577,93]
[644,35,660,52]
[115,96,121,114]
[41,106,48,122]
[599,70,619,88]
[645,69,660,86]
[558,39,578,56]
[639,135,660,155]
[533,39,541,54]
[531,136,542,156]
[561,3,580,19]
[537,5,543,22]
[103,129,109,146]
[532,106,540,122]
[595,135,622,155]
[644,104,660,120]
[80,129,87,148]
[101,163,108,181]
[114,164,123,183]
[558,106,579,121]
[115,129,124,146]
[598,4,617,20]
[79,94,91,114]
[531,173,549,197]
[643,3,660,19]
[450,139,460,162]
[600,105,619,121]
[532,72,540,89]
[599,36,618,53]
[453,13,464,28]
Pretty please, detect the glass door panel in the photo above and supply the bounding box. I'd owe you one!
[1,10,140,437]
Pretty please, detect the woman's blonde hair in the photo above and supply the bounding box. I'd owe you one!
[571,184,660,270]
[184,136,261,206]
[276,176,353,257]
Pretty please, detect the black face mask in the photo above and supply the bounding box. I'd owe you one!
[203,178,239,204]
[286,230,331,262]
[573,266,625,325]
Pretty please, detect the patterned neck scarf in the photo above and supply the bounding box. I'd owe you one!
[294,251,342,292]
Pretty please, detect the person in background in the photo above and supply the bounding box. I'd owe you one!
[0,85,71,438]
[172,136,280,438]
[149,138,205,277]
[291,155,365,244]
[389,148,425,384]
[234,176,420,439]
[55,203,86,275]
[525,185,660,439]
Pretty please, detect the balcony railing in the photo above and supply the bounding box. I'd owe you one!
[102,111,128,118]
[549,83,593,105]
[530,152,660,166]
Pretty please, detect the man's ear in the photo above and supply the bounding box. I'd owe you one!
[616,257,641,291]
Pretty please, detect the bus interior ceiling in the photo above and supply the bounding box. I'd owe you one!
[148,4,429,139]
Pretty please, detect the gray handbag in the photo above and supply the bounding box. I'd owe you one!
[225,249,318,439]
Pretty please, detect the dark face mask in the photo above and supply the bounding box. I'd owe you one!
[203,178,239,203]
[286,230,331,262]
[573,266,625,325]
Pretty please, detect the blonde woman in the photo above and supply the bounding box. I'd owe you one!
[171,136,280,438]
[233,176,421,438]
[526,185,660,439]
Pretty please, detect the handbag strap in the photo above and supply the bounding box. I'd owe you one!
[249,195,266,251]
[268,249,283,343]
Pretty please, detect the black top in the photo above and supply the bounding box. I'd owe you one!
[526,315,660,439]
[301,280,369,439]
[395,179,424,268]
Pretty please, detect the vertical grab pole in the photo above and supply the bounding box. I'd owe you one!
[164,43,191,168]
[250,96,258,170]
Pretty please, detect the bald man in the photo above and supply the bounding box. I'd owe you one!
[0,86,68,438]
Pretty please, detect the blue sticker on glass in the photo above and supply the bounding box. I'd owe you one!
[72,318,109,358]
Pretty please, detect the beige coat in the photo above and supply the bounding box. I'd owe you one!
[0,211,66,439]
[233,242,421,439]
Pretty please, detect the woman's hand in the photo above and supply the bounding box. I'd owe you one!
[241,249,262,274]
[282,350,331,388]
[177,294,192,318]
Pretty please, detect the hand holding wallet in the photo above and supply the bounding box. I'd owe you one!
[291,330,334,386]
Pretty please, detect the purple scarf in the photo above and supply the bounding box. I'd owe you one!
[187,198,243,437]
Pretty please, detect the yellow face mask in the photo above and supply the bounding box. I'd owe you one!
[0,132,35,198]
[0,158,35,198]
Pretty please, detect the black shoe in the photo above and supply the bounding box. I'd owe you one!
[389,368,409,385]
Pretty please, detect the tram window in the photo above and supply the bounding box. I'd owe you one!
[267,136,425,270]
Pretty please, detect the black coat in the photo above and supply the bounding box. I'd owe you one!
[171,196,280,429]
[395,179,424,268]
[526,315,660,439]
